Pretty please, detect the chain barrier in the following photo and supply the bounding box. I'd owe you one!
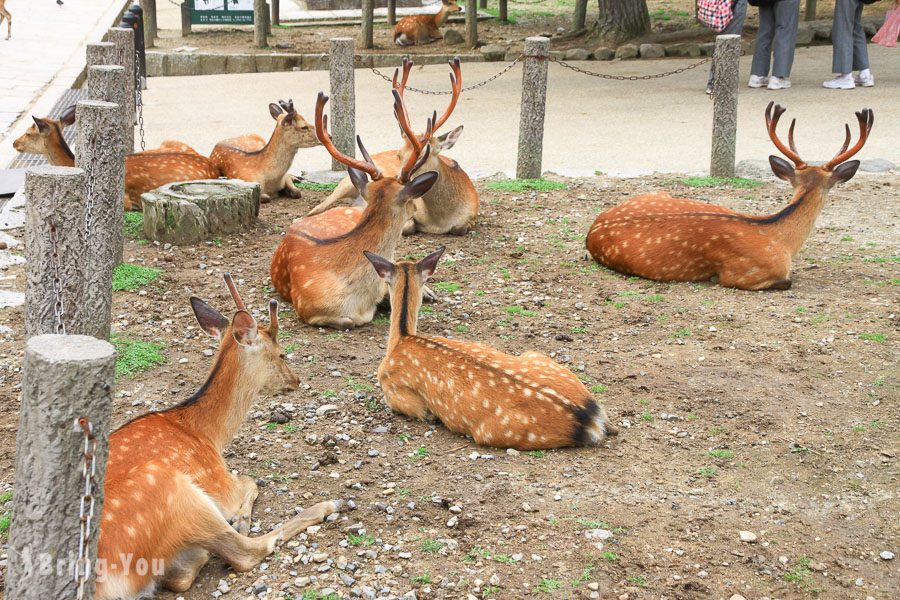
[46,217,67,335]
[367,54,525,95]
[134,49,146,151]
[73,418,97,600]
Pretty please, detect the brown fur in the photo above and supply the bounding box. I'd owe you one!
[394,0,461,46]
[0,0,10,40]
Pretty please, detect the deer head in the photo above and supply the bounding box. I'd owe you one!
[441,0,462,15]
[268,98,319,150]
[191,273,298,393]
[766,102,873,192]
[13,104,76,157]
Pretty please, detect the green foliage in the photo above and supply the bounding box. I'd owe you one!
[433,281,461,293]
[123,212,144,238]
[859,333,886,342]
[600,551,619,562]
[112,263,161,291]
[590,384,608,393]
[673,328,692,338]
[526,450,546,458]
[412,572,433,584]
[626,575,648,587]
[421,538,445,553]
[640,412,654,422]
[111,335,165,378]
[506,306,536,317]
[486,179,567,193]
[535,578,562,593]
[699,466,718,478]
[347,532,375,546]
[675,176,763,189]
[707,449,734,459]
[295,181,338,192]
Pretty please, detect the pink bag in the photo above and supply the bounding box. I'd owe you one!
[872,5,900,48]
[698,0,734,33]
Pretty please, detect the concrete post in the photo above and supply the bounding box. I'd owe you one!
[272,0,280,27]
[24,167,88,338]
[265,2,272,34]
[805,0,816,21]
[361,0,374,49]
[75,100,125,339]
[107,27,137,131]
[7,334,115,600]
[479,0,487,9]
[141,0,157,47]
[499,0,508,22]
[329,38,356,172]
[87,65,133,155]
[86,41,115,68]
[710,34,740,178]
[387,0,396,25]
[466,0,478,47]
[574,0,588,30]
[516,37,549,180]
[254,0,267,48]
[181,1,191,37]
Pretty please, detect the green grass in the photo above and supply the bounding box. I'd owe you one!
[0,491,11,503]
[110,335,165,378]
[481,586,500,598]
[626,574,648,587]
[506,306,536,317]
[699,466,718,478]
[676,176,762,189]
[432,281,461,293]
[534,578,562,593]
[412,572,433,585]
[123,212,144,238]
[783,557,823,593]
[590,384,608,393]
[526,450,546,458]
[571,563,595,586]
[112,263,161,291]
[486,179,567,193]
[294,181,338,192]
[650,8,691,20]
[575,517,611,529]
[640,412,654,422]
[421,538,445,553]
[707,449,735,459]
[600,551,619,562]
[0,491,11,539]
[673,328,692,338]
[299,591,341,600]
[859,333,886,343]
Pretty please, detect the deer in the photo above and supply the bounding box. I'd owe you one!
[209,99,320,203]
[586,103,874,291]
[0,0,9,40]
[394,0,461,46]
[270,91,438,329]
[365,246,617,450]
[95,274,342,600]
[13,106,220,210]
[307,58,479,236]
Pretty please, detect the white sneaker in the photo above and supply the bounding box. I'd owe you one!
[823,74,855,89]
[855,70,875,87]
[767,77,791,90]
[748,75,769,88]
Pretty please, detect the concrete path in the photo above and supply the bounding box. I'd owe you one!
[137,43,898,178]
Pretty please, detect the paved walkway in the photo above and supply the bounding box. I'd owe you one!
[0,0,129,166]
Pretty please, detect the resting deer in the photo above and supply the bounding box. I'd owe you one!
[308,58,479,236]
[270,92,438,329]
[14,107,220,210]
[95,275,342,600]
[0,0,10,40]
[586,103,874,291]
[210,99,319,203]
[366,247,616,450]
[394,0,461,45]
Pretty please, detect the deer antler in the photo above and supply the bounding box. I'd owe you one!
[279,99,295,114]
[824,108,874,170]
[392,57,412,99]
[268,298,279,337]
[765,102,806,168]
[223,273,247,311]
[432,57,462,135]
[315,92,382,179]
[392,89,434,182]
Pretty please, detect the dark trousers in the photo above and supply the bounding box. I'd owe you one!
[832,0,870,74]
[751,0,800,78]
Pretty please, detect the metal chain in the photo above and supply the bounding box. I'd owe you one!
[74,418,97,600]
[367,55,525,95]
[134,49,146,151]
[83,134,98,241]
[47,217,67,335]
[547,54,711,80]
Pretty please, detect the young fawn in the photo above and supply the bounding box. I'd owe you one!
[209,99,319,203]
[366,247,616,450]
[270,92,438,329]
[13,106,220,210]
[0,0,10,40]
[394,0,461,46]
[308,58,479,236]
[96,275,342,600]
[586,103,874,290]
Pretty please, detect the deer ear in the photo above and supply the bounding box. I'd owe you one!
[830,160,860,185]
[59,105,77,126]
[417,246,445,280]
[364,251,396,280]
[769,156,795,182]
[347,167,369,197]
[231,311,259,346]
[437,126,463,151]
[190,297,229,340]
[32,117,51,134]
[269,103,284,119]
[398,171,438,203]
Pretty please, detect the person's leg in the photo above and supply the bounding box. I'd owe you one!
[772,0,800,78]
[831,0,855,75]
[751,5,775,77]
[850,0,870,72]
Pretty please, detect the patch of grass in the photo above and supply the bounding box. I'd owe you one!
[783,556,823,593]
[673,328,692,338]
[283,342,298,355]
[526,450,546,458]
[600,551,619,562]
[421,538,445,553]
[111,335,165,378]
[699,466,718,478]
[707,449,734,459]
[455,324,470,333]
[347,532,375,546]
[398,432,413,442]
[571,326,587,334]
[112,263,161,291]
[640,412,653,422]
[590,384,608,393]
[300,591,341,600]
[481,586,500,598]
[676,176,762,189]
[644,294,666,302]
[464,546,490,562]
[570,563,595,586]
[840,235,854,242]
[0,491,11,503]
[432,281,461,293]
[294,181,338,192]
[486,179,567,193]
[506,305,537,317]
[858,332,886,343]
[626,575,648,587]
[575,517,611,529]
[372,314,389,326]
[412,572,432,585]
[322,389,337,399]
[493,553,515,564]
[534,578,562,593]
[123,212,144,238]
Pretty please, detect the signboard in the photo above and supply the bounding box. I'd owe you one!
[190,0,254,25]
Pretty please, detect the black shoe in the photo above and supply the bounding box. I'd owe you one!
[57,0,64,5]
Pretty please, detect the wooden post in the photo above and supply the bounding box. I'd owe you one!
[479,0,487,9]
[329,38,356,172]
[180,1,191,36]
[387,0,396,26]
[805,0,816,22]
[516,37,549,180]
[361,0,375,49]
[574,0,588,30]
[710,34,741,178]
[24,167,88,338]
[272,0,280,27]
[107,27,137,132]
[7,334,115,600]
[86,41,115,68]
[75,100,125,340]
[87,65,133,156]
[254,0,267,48]
[499,0,508,22]
[141,0,157,47]
[466,0,478,47]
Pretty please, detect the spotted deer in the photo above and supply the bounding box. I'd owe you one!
[586,103,874,291]
[13,107,220,210]
[209,99,319,203]
[0,0,10,40]
[394,0,461,46]
[366,247,616,450]
[270,92,438,329]
[308,58,479,236]
[95,274,342,600]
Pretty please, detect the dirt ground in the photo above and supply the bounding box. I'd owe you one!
[0,170,897,599]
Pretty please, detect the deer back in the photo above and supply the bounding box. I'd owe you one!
[124,151,221,210]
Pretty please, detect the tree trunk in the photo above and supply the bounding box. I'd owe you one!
[595,0,650,45]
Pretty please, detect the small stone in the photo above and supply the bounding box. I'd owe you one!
[443,28,464,46]
[316,404,338,416]
[367,449,380,457]
[729,595,747,600]
[522,502,537,513]
[592,46,614,60]
[564,48,591,61]
[880,550,894,561]
[340,573,356,586]
[447,515,458,527]
[585,528,612,540]
[615,44,638,60]
[398,551,412,559]
[739,530,758,543]
[489,574,500,586]
[639,43,665,59]
[217,579,231,593]
[270,411,291,424]
[480,44,508,61]
[855,578,864,586]
[311,552,328,563]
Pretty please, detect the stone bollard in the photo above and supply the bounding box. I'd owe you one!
[86,41,116,68]
[361,0,375,49]
[254,0,267,48]
[710,34,741,178]
[107,27,137,136]
[272,0,280,27]
[141,0,157,47]
[466,0,478,47]
[75,100,125,340]
[87,65,133,154]
[7,334,115,600]
[329,38,356,172]
[516,37,550,180]
[142,180,260,245]
[181,1,191,37]
[24,167,88,338]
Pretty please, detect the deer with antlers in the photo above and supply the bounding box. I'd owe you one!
[95,275,342,599]
[308,58,479,236]
[394,0,461,46]
[210,99,319,203]
[13,106,220,210]
[365,246,617,450]
[586,103,874,291]
[270,92,438,329]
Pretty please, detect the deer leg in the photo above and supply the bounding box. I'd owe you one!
[224,475,259,535]
[402,218,417,236]
[422,285,437,303]
[306,178,358,216]
[719,262,792,291]
[307,315,356,330]
[449,224,470,236]
[280,174,303,199]
[382,384,431,420]
[161,546,210,592]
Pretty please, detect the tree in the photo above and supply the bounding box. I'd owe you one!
[595,0,651,45]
